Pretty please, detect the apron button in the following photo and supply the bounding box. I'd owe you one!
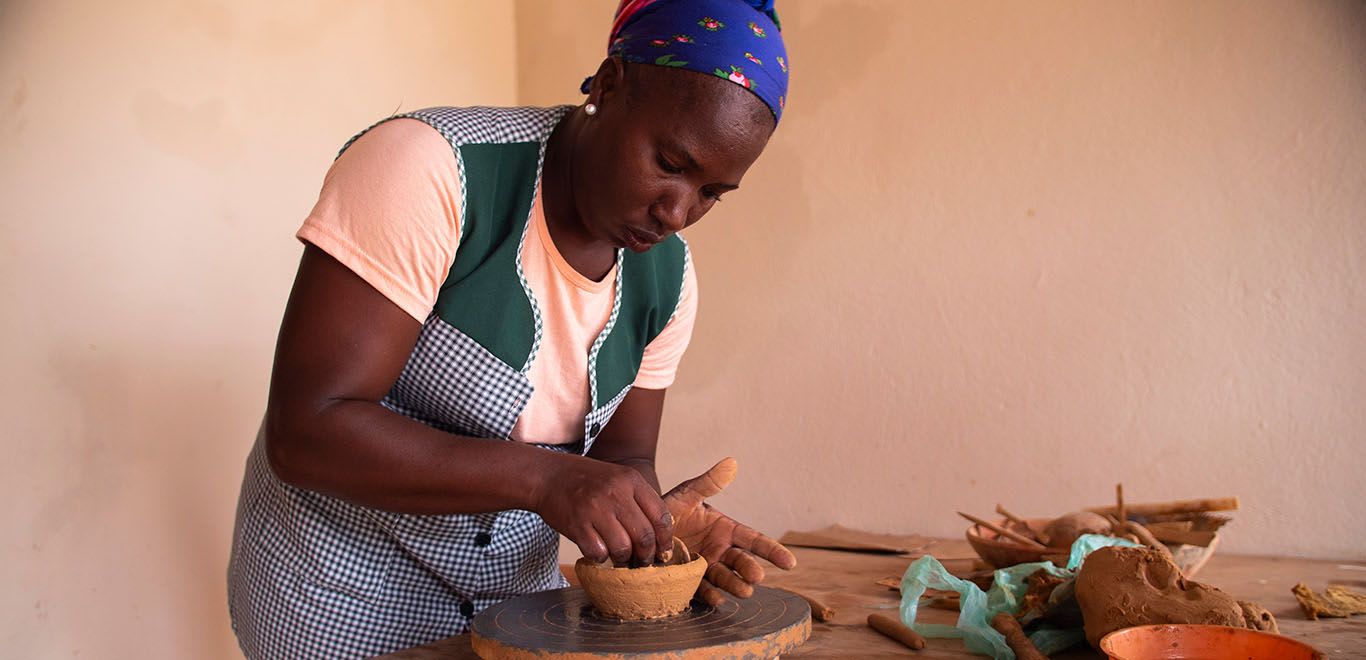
[474,532,492,547]
[589,422,602,437]
[460,600,475,618]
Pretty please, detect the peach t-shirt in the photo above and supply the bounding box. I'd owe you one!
[297,118,697,444]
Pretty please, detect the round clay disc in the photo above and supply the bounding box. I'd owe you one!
[470,585,811,659]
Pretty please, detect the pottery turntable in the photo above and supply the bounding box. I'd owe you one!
[470,585,812,659]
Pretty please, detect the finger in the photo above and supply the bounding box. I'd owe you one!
[696,578,727,607]
[693,514,733,564]
[616,499,660,567]
[663,457,738,509]
[594,519,635,567]
[706,562,754,599]
[633,487,674,562]
[731,524,797,570]
[722,547,766,585]
[574,527,610,565]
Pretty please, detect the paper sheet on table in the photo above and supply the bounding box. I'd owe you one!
[779,524,934,554]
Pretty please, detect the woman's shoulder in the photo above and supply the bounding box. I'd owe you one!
[335,105,572,159]
[401,104,574,116]
[333,116,456,175]
[391,105,575,145]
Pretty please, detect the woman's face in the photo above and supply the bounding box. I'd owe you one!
[573,60,774,253]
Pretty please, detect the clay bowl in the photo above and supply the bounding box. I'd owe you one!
[965,518,1220,577]
[574,537,708,620]
[965,518,1069,568]
[1100,624,1324,659]
[1167,534,1220,579]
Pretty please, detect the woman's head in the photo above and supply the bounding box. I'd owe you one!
[561,0,790,253]
[589,0,788,125]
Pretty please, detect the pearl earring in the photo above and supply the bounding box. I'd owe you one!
[585,103,597,116]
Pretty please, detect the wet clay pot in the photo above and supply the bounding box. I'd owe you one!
[574,537,708,620]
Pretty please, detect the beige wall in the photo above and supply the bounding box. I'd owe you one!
[4,0,1365,657]
[520,0,1366,563]
[0,1,516,657]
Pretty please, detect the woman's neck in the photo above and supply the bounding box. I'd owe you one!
[541,110,616,283]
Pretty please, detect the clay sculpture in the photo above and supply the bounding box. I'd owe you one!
[574,537,708,620]
[1074,545,1273,648]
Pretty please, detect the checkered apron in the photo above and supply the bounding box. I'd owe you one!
[227,106,686,659]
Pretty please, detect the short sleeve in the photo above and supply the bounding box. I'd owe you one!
[632,254,698,390]
[296,118,462,323]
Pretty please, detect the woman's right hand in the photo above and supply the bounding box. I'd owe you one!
[531,454,674,567]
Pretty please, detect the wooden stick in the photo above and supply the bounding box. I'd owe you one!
[1116,483,1127,523]
[1086,497,1239,517]
[1141,512,1232,527]
[924,595,961,611]
[958,512,1048,550]
[868,613,926,651]
[1116,520,1173,559]
[780,588,835,622]
[1146,522,1218,547]
[995,504,1039,540]
[991,613,1049,660]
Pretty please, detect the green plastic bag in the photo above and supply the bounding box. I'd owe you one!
[897,534,1137,659]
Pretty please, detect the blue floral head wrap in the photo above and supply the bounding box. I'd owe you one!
[581,0,789,124]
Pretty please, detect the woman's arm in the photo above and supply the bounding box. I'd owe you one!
[588,388,797,605]
[263,245,672,565]
[587,387,669,492]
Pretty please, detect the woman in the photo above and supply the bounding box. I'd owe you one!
[228,0,793,657]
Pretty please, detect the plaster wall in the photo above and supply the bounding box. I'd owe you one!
[517,0,1366,563]
[0,2,517,656]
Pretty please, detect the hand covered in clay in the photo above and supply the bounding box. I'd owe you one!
[534,453,674,567]
[663,457,797,606]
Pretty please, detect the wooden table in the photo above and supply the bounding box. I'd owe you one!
[382,540,1366,658]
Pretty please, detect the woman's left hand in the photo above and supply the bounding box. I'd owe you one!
[663,458,797,606]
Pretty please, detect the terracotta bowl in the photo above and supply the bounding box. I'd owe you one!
[1100,624,1324,659]
[965,518,1219,577]
[574,537,708,620]
[965,518,1069,568]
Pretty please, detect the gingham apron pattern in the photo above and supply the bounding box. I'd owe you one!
[380,312,534,440]
[399,106,574,376]
[580,236,691,453]
[228,106,612,660]
[229,437,569,659]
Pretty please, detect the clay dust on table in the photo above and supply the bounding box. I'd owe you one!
[1292,582,1366,620]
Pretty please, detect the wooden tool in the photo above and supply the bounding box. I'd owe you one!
[470,585,810,659]
[779,588,835,622]
[925,594,962,611]
[1145,522,1218,547]
[1086,496,1239,518]
[995,504,1040,541]
[958,512,1048,550]
[867,613,926,651]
